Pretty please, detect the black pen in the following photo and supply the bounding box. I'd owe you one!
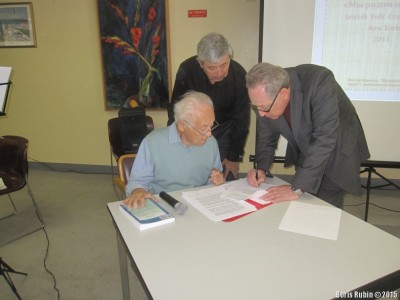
[254,161,259,188]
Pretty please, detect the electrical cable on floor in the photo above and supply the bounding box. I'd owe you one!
[27,155,123,299]
[28,183,61,300]
[28,157,114,175]
[342,181,400,214]
[344,202,400,214]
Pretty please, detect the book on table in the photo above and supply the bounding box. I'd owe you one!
[119,199,175,231]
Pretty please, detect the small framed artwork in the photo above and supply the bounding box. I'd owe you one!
[0,2,37,48]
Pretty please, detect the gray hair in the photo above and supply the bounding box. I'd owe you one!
[174,91,214,122]
[246,63,290,99]
[197,32,233,63]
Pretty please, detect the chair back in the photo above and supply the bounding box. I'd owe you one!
[108,117,124,159]
[108,116,154,159]
[0,136,29,195]
[118,154,136,185]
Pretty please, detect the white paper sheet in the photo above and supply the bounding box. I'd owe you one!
[223,178,272,205]
[182,179,272,221]
[278,201,342,241]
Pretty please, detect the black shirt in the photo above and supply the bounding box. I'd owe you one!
[167,56,250,162]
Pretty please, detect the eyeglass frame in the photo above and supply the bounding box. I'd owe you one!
[201,58,231,73]
[249,88,282,113]
[183,120,219,136]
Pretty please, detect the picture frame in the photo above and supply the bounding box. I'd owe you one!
[98,0,170,110]
[0,2,37,48]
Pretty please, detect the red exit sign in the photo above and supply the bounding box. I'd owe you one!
[188,10,207,18]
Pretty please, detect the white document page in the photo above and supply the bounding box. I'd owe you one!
[182,179,272,221]
[279,201,342,241]
[223,178,273,205]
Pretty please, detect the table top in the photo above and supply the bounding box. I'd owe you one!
[107,177,400,300]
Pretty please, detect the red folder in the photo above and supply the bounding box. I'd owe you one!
[223,199,273,222]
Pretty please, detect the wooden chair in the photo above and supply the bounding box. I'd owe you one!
[112,153,136,200]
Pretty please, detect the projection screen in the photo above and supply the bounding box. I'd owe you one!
[259,0,400,161]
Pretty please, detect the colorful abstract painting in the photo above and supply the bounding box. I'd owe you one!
[98,0,169,109]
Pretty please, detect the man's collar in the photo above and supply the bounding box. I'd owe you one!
[169,122,182,144]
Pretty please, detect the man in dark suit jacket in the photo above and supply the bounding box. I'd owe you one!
[246,63,370,208]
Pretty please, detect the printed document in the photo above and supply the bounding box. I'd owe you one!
[182,179,273,221]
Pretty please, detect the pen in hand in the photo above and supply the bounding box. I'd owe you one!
[254,161,259,188]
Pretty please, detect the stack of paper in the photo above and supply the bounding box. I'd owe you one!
[182,179,272,221]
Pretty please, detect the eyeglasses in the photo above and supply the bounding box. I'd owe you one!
[249,88,282,113]
[184,120,219,136]
[202,60,230,73]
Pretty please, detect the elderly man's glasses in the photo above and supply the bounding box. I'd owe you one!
[250,88,282,113]
[184,120,219,136]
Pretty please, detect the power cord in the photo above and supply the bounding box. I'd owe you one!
[344,201,400,214]
[27,156,118,299]
[344,184,400,214]
[27,184,60,300]
[28,157,113,175]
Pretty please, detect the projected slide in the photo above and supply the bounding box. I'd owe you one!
[312,0,400,101]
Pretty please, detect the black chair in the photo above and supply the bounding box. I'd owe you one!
[108,116,154,161]
[0,135,44,241]
[108,116,154,197]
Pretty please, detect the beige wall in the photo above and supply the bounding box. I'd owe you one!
[0,0,260,173]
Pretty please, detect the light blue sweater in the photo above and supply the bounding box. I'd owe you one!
[126,123,222,195]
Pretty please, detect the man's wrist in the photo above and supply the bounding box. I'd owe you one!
[290,185,303,196]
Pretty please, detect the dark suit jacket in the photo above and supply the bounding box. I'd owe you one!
[256,64,370,195]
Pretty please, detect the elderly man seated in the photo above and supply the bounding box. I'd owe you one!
[124,91,225,208]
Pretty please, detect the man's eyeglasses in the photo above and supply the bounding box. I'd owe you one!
[202,61,230,73]
[250,88,282,113]
[184,120,219,136]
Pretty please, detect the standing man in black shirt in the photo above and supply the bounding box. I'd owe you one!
[167,33,250,180]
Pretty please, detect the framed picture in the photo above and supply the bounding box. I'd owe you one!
[0,2,37,48]
[98,0,170,110]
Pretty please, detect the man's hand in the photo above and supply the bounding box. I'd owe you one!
[210,168,225,186]
[246,168,266,187]
[261,185,299,203]
[123,188,157,208]
[222,159,239,179]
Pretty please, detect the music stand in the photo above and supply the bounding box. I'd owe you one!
[0,257,27,300]
[0,81,12,116]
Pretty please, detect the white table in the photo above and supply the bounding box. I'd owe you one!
[107,177,400,300]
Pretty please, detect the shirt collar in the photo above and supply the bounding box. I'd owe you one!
[169,122,182,144]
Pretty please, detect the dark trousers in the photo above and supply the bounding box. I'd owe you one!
[314,175,345,209]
